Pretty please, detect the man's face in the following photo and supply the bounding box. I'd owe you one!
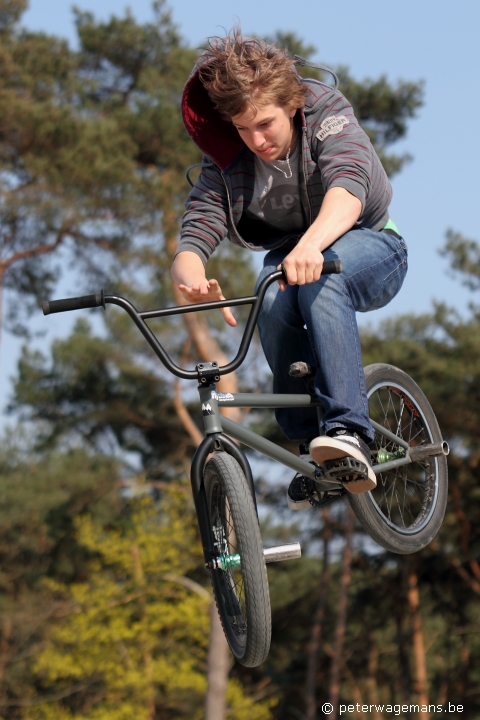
[231,103,297,162]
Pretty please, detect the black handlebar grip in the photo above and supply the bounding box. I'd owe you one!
[322,259,343,274]
[42,291,105,316]
[280,259,342,281]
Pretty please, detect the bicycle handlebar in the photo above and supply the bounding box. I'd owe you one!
[42,260,343,380]
[42,291,105,316]
[281,259,342,278]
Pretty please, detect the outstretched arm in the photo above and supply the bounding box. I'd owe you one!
[171,251,237,327]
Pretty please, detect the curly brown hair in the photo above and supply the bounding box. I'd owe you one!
[197,29,307,119]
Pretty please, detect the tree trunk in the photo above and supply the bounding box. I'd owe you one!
[396,561,412,714]
[165,234,244,719]
[407,557,429,717]
[329,506,355,720]
[182,310,240,719]
[174,379,204,446]
[0,616,12,688]
[366,634,382,720]
[343,661,365,719]
[204,601,232,720]
[305,508,331,720]
[323,643,365,719]
[131,545,156,719]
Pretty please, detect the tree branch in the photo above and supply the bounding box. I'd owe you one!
[174,379,203,446]
[0,682,92,707]
[0,230,66,271]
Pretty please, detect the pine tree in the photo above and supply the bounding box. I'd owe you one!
[2,7,440,719]
[26,488,275,719]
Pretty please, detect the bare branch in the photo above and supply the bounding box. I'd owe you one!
[0,682,91,707]
[0,230,66,271]
[174,379,203,446]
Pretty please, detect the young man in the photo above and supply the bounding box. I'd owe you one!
[172,31,408,508]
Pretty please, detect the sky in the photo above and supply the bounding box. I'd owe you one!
[1,0,479,417]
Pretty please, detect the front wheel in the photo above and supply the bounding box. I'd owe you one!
[348,364,448,554]
[204,453,271,667]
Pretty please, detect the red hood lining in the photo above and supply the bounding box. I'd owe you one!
[182,73,244,171]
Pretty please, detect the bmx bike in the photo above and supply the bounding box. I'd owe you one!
[43,261,449,667]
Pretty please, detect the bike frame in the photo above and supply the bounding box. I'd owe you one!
[101,269,421,565]
[43,268,448,569]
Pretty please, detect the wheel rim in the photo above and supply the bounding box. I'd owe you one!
[210,480,247,647]
[367,381,439,534]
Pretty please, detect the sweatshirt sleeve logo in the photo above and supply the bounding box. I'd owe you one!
[316,115,349,141]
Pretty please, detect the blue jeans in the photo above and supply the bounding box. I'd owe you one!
[255,227,408,442]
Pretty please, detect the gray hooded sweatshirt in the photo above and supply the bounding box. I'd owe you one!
[178,62,392,264]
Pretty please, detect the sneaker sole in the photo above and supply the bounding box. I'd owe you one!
[309,437,376,494]
[287,492,313,511]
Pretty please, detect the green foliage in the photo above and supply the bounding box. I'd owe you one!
[0,5,432,719]
[0,0,26,32]
[24,490,210,719]
[440,228,480,291]
[11,318,190,471]
[0,445,121,714]
[0,444,120,590]
[0,0,198,336]
[15,487,274,720]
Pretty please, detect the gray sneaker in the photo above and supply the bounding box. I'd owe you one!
[286,442,319,510]
[309,429,376,494]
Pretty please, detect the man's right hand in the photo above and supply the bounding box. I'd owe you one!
[172,251,237,327]
[177,278,237,327]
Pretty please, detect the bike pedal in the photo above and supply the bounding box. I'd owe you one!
[324,456,368,483]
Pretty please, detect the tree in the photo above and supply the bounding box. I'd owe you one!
[0,0,197,342]
[3,9,436,719]
[0,444,122,715]
[305,508,331,720]
[24,489,210,720]
[11,318,190,472]
[21,487,274,720]
[356,230,480,716]
[6,3,257,711]
[328,508,354,720]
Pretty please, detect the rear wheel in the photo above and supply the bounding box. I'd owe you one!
[348,364,448,554]
[204,452,271,667]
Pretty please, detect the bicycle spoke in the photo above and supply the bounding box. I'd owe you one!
[211,483,248,636]
[367,383,439,531]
